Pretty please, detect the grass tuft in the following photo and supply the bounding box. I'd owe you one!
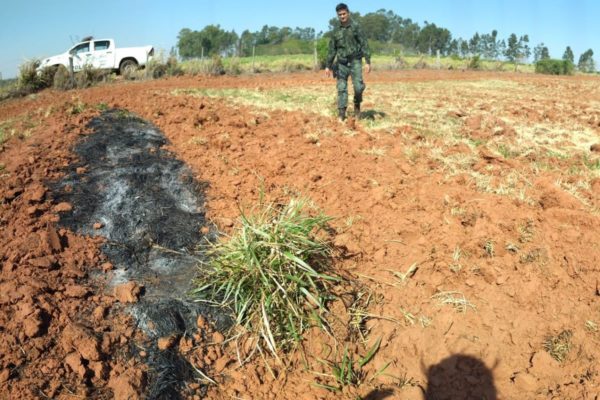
[74,64,113,88]
[192,197,339,356]
[432,291,476,313]
[313,337,383,393]
[483,239,495,258]
[18,59,50,93]
[543,330,573,362]
[585,320,598,333]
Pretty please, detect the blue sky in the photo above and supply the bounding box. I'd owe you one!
[1,0,598,78]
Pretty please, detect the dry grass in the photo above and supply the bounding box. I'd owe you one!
[450,246,463,273]
[174,87,335,117]
[585,321,598,333]
[431,291,476,313]
[543,330,573,362]
[175,75,600,212]
[388,263,418,285]
[361,147,387,157]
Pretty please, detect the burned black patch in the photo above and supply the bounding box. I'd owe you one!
[51,109,228,399]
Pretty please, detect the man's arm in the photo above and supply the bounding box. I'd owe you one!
[356,23,371,73]
[325,35,336,77]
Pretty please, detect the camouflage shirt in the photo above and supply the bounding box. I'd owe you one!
[326,19,371,69]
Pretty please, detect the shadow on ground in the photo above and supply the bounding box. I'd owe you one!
[359,109,387,120]
[424,354,497,400]
[362,388,396,400]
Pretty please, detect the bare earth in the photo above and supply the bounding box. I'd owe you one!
[1,69,600,399]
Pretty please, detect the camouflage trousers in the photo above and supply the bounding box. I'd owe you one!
[336,59,366,109]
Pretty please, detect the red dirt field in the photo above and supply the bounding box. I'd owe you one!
[1,69,600,399]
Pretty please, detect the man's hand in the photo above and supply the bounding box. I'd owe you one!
[364,64,371,74]
[325,67,332,78]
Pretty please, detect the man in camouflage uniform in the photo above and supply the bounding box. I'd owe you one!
[325,3,371,121]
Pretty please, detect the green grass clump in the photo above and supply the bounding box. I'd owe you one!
[193,197,339,356]
[582,154,600,171]
[313,338,384,393]
[468,55,482,70]
[535,59,574,75]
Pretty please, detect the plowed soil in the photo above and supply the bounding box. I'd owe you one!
[1,69,600,399]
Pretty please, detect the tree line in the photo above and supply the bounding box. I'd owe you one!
[177,8,596,72]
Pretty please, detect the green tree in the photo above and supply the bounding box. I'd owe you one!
[504,33,519,62]
[239,29,255,57]
[562,46,574,63]
[448,39,459,56]
[469,32,481,55]
[177,28,202,59]
[504,33,530,70]
[578,49,595,72]
[497,39,507,60]
[256,25,289,45]
[459,39,470,58]
[534,43,550,62]
[391,18,420,51]
[519,35,531,60]
[383,9,404,44]
[177,25,238,58]
[202,25,237,56]
[490,30,499,59]
[291,27,316,41]
[361,10,391,41]
[417,22,451,55]
[480,30,498,59]
[541,46,550,60]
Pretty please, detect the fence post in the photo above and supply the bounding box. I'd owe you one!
[313,39,318,71]
[252,45,256,73]
[68,56,75,86]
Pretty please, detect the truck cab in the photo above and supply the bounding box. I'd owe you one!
[75,39,114,70]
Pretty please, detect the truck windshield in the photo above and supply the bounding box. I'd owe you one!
[70,43,90,55]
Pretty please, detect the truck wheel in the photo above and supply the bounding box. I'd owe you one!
[119,59,138,75]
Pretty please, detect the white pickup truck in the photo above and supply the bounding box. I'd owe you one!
[38,37,154,74]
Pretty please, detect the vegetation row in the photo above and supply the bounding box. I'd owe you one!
[176,8,596,73]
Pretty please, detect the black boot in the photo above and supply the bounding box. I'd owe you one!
[354,103,361,119]
[338,108,346,121]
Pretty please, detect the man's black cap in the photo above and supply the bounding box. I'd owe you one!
[336,3,349,12]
